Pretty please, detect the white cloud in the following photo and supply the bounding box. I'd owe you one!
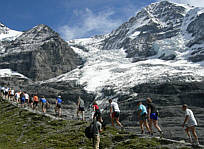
[160,0,204,7]
[58,8,122,41]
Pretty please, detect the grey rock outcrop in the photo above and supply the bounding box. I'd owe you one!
[0,24,83,81]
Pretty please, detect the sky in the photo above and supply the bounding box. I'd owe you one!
[0,0,204,41]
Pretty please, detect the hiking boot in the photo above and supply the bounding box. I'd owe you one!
[141,130,144,134]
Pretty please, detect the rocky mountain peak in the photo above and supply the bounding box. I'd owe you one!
[102,1,192,60]
[15,24,59,45]
[0,22,9,34]
[0,24,83,81]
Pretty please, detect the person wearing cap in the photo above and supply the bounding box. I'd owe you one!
[56,95,62,117]
[182,104,199,145]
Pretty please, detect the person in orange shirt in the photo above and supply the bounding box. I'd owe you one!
[33,94,39,110]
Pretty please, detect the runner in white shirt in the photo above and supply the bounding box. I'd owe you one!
[182,104,199,145]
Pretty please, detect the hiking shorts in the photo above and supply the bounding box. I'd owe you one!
[33,101,38,106]
[79,107,85,112]
[42,102,46,108]
[93,110,101,118]
[4,92,8,96]
[150,113,158,120]
[20,98,25,104]
[57,103,62,108]
[140,113,148,121]
[112,112,120,119]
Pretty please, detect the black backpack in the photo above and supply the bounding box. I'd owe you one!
[85,122,95,138]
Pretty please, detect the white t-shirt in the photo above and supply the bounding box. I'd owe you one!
[185,108,197,127]
[111,102,120,112]
[10,90,15,95]
[24,93,29,100]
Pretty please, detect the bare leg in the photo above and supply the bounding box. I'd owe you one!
[81,111,85,121]
[115,117,123,127]
[153,120,162,132]
[140,120,144,134]
[144,120,151,132]
[59,108,62,117]
[191,126,199,144]
[149,119,153,132]
[185,127,192,143]
[111,117,115,127]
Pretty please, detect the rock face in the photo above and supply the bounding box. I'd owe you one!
[183,8,204,62]
[0,24,83,81]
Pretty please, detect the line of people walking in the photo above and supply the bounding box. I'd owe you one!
[0,86,63,117]
[1,86,201,148]
[88,97,200,148]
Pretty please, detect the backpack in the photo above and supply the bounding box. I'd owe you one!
[85,122,95,138]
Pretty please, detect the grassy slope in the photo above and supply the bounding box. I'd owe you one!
[0,98,191,149]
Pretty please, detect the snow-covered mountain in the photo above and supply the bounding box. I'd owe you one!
[0,24,82,81]
[0,22,22,41]
[46,1,204,100]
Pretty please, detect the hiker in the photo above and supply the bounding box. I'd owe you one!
[0,86,4,98]
[15,91,21,103]
[146,98,163,136]
[24,92,29,106]
[182,104,199,145]
[137,101,151,134]
[93,116,103,149]
[4,87,9,100]
[40,96,48,113]
[33,94,39,110]
[56,95,62,117]
[20,92,26,107]
[92,101,101,120]
[77,96,85,121]
[28,94,33,108]
[9,88,15,101]
[109,99,124,129]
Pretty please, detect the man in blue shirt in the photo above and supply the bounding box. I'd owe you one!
[137,101,151,134]
[56,95,62,117]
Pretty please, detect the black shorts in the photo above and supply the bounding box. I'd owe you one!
[4,92,8,96]
[93,110,101,118]
[112,112,120,118]
[57,103,62,108]
[79,107,85,111]
[140,113,148,121]
[33,101,38,106]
